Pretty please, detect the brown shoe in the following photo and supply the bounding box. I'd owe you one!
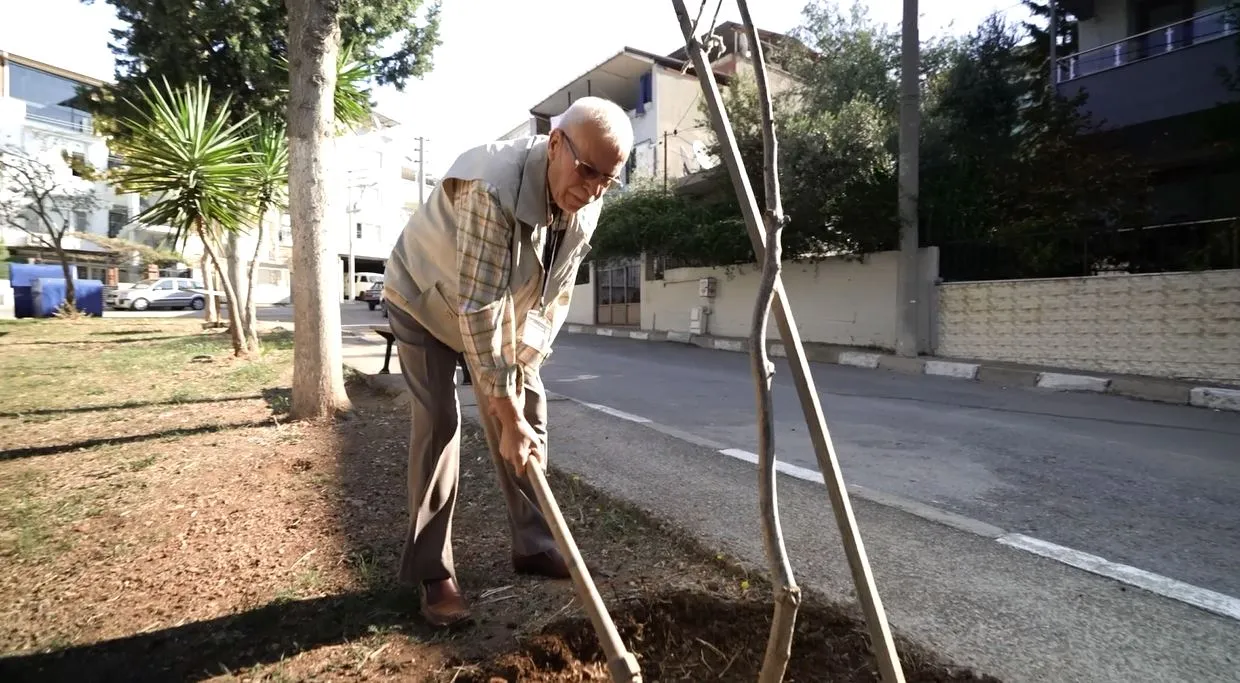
[513,549,572,579]
[420,578,472,627]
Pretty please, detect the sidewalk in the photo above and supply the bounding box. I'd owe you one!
[564,323,1240,412]
[339,335,1240,683]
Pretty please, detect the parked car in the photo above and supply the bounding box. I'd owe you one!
[107,278,207,312]
[346,272,384,300]
[359,281,385,311]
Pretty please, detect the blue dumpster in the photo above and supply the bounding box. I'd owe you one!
[32,278,104,317]
[10,263,69,319]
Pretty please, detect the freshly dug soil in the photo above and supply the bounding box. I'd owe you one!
[0,321,1000,682]
[467,589,996,682]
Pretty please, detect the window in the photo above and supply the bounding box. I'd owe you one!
[108,208,128,238]
[69,152,87,177]
[73,210,88,230]
[153,279,174,291]
[9,62,94,132]
[575,262,591,286]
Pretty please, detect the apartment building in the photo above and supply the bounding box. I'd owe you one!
[0,52,162,284]
[313,113,435,300]
[1055,0,1239,223]
[514,22,800,327]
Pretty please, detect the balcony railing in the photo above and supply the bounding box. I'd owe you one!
[24,109,94,134]
[1056,8,1237,82]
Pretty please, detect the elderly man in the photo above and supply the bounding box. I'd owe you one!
[383,96,633,627]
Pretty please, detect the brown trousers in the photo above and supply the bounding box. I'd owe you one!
[389,307,556,585]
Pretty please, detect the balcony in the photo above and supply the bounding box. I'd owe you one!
[1056,8,1239,129]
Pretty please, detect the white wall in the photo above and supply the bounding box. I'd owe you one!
[938,269,1240,383]
[567,262,595,325]
[570,248,939,352]
[0,278,12,318]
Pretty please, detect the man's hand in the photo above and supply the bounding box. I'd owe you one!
[491,394,544,474]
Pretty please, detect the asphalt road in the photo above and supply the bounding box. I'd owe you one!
[106,301,384,330]
[539,333,1240,598]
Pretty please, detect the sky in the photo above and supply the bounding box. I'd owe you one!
[1,0,1033,175]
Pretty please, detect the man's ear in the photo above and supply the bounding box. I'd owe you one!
[546,129,559,158]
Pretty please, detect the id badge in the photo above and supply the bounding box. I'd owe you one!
[521,310,553,356]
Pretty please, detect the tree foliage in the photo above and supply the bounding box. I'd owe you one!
[0,144,103,306]
[109,78,257,355]
[595,0,1151,276]
[592,180,747,266]
[83,0,440,138]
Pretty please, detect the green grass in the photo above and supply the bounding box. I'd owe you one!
[0,469,107,559]
[0,319,294,414]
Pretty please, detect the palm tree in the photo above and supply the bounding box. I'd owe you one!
[241,117,290,351]
[110,78,257,356]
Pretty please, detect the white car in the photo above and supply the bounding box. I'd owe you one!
[108,278,208,311]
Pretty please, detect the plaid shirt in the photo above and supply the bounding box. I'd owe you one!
[455,180,570,398]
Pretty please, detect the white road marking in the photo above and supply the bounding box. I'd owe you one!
[581,402,650,423]
[999,533,1240,622]
[550,374,600,383]
[571,400,1240,623]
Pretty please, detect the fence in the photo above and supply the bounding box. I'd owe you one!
[936,218,1240,283]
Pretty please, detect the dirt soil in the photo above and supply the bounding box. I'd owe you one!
[0,319,1000,682]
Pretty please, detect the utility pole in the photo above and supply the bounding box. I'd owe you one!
[345,173,356,302]
[1048,0,1059,89]
[895,0,921,358]
[417,136,426,206]
[662,130,669,192]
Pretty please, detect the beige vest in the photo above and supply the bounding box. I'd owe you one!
[384,135,597,355]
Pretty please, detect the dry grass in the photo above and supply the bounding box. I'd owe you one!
[0,318,998,682]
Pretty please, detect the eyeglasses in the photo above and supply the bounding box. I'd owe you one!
[560,132,623,188]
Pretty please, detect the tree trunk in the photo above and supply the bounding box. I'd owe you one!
[670,1,906,681]
[244,206,267,352]
[202,253,219,324]
[286,0,352,419]
[53,241,77,311]
[227,229,247,324]
[736,3,801,680]
[199,223,249,357]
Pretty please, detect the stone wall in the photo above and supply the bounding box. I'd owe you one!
[937,269,1240,383]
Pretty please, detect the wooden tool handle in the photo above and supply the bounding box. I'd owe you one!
[527,461,642,683]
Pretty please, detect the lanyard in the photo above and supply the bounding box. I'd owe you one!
[539,226,563,309]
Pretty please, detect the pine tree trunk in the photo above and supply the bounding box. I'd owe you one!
[286,0,352,419]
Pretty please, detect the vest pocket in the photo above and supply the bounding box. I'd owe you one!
[411,280,463,351]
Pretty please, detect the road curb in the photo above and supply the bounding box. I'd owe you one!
[563,323,1239,413]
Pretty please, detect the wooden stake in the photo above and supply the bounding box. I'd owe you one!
[669,1,906,680]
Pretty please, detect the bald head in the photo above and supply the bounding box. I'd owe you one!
[546,97,633,214]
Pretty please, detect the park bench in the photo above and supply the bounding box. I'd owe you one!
[371,326,472,385]
[373,326,396,374]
